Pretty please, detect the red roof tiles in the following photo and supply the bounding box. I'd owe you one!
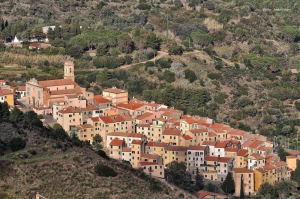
[110,139,124,146]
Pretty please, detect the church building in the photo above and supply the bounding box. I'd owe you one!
[26,60,94,108]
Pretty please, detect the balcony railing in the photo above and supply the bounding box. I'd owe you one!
[201,169,217,173]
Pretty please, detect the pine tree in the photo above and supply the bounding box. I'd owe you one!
[221,172,235,194]
[240,176,244,199]
[194,167,204,191]
[0,102,10,121]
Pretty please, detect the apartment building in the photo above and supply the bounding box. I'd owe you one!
[109,139,124,160]
[202,156,233,182]
[248,153,265,170]
[233,168,255,197]
[202,141,216,156]
[102,87,128,105]
[164,145,187,166]
[236,149,249,168]
[187,145,209,178]
[58,107,83,131]
[75,124,94,143]
[286,156,297,171]
[227,129,250,144]
[137,120,166,142]
[162,128,181,145]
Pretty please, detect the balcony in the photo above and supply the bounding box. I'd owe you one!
[201,169,217,173]
[148,167,153,172]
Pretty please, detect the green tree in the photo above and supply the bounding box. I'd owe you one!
[238,95,253,107]
[9,107,23,122]
[54,25,61,38]
[280,26,300,42]
[53,123,63,131]
[166,161,193,192]
[184,69,197,83]
[221,172,235,194]
[0,41,5,52]
[93,134,103,144]
[32,27,45,41]
[277,146,291,162]
[258,182,274,198]
[0,102,10,121]
[191,30,212,47]
[96,42,108,56]
[291,160,300,185]
[240,176,244,199]
[204,182,219,193]
[295,101,300,110]
[166,40,183,55]
[47,27,55,40]
[194,167,204,191]
[163,71,176,83]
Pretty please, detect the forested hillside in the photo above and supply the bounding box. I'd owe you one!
[1,0,300,146]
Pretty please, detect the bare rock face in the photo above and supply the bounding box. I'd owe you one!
[180,79,190,87]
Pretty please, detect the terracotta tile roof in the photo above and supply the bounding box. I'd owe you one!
[202,141,216,146]
[287,150,300,156]
[237,149,248,156]
[250,153,265,160]
[17,86,26,91]
[0,80,7,83]
[154,118,167,122]
[204,156,231,163]
[99,116,115,124]
[275,161,287,167]
[90,117,99,122]
[107,132,131,137]
[227,129,248,136]
[81,105,99,111]
[38,79,78,88]
[199,122,211,127]
[167,118,179,123]
[286,156,297,159]
[128,133,143,138]
[132,140,142,145]
[189,128,208,134]
[287,167,292,171]
[0,88,5,96]
[165,145,187,151]
[117,101,144,110]
[188,145,206,151]
[146,141,155,146]
[94,95,110,103]
[233,168,254,173]
[215,141,228,148]
[163,128,181,136]
[49,88,83,96]
[218,157,232,163]
[2,89,13,95]
[181,135,192,140]
[250,134,264,139]
[59,107,82,113]
[153,142,168,147]
[138,124,151,127]
[242,139,264,149]
[139,162,159,166]
[210,123,231,133]
[183,118,197,124]
[110,139,124,146]
[122,147,131,152]
[76,124,93,129]
[29,43,41,47]
[136,112,153,120]
[225,147,238,152]
[103,87,127,94]
[148,102,162,108]
[161,111,174,116]
[173,122,180,126]
[197,191,227,199]
[141,153,161,159]
[257,146,268,151]
[208,131,217,137]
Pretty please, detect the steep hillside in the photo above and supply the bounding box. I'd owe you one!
[0,115,196,199]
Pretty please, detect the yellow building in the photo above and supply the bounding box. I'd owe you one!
[136,121,166,142]
[162,128,181,145]
[102,87,128,105]
[152,142,167,159]
[253,165,277,191]
[286,156,297,171]
[180,135,193,146]
[109,139,124,160]
[131,140,143,168]
[233,168,255,197]
[58,107,83,132]
[0,88,14,107]
[75,124,94,143]
[164,145,187,166]
[236,149,249,168]
[139,162,164,178]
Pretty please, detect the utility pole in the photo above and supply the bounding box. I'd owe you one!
[166,13,168,43]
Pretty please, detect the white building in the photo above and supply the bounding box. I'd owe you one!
[187,145,209,179]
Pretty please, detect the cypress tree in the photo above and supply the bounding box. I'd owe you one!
[0,102,10,121]
[194,167,204,191]
[54,25,61,39]
[240,176,244,199]
[221,172,235,194]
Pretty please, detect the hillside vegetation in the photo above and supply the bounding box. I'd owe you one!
[0,105,196,199]
[1,0,300,146]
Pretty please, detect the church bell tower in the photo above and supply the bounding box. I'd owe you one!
[64,59,75,82]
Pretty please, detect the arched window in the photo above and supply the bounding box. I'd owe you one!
[27,87,30,95]
[38,91,40,99]
[70,67,72,73]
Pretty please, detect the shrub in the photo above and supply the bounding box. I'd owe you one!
[215,64,222,70]
[207,73,221,80]
[163,71,175,83]
[9,138,26,152]
[184,69,197,83]
[145,61,155,67]
[94,164,117,177]
[149,180,163,193]
[97,150,110,160]
[158,59,171,68]
[28,150,37,155]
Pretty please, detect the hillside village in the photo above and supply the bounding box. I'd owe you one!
[0,59,298,198]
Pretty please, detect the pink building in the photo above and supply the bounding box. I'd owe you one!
[135,112,162,124]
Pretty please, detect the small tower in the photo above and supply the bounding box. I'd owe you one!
[64,59,75,82]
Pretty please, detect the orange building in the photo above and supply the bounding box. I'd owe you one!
[0,88,14,107]
[102,87,128,105]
